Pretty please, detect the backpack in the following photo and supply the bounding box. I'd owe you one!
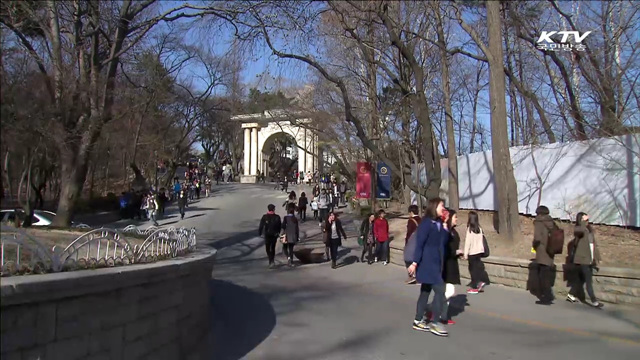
[265,215,281,237]
[546,226,565,256]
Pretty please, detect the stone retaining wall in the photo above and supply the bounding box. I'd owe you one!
[0,249,217,360]
[390,241,640,306]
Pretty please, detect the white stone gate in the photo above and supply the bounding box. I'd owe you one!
[231,110,318,183]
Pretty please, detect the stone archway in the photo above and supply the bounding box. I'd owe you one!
[261,132,298,179]
[231,110,318,183]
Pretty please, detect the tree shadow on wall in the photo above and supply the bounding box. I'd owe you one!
[208,279,277,360]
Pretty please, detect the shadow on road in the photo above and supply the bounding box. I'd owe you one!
[209,279,276,360]
[336,255,359,268]
[448,294,469,319]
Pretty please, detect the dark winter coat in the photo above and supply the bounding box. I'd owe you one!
[177,195,188,209]
[360,219,375,245]
[324,219,347,244]
[412,218,449,285]
[259,213,282,238]
[443,227,461,285]
[573,225,601,265]
[281,214,300,244]
[298,196,309,210]
[533,214,556,267]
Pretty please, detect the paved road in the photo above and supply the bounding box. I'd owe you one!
[105,183,640,359]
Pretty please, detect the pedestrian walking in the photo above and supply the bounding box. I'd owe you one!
[298,192,308,222]
[259,204,282,268]
[311,197,319,220]
[332,181,340,209]
[566,212,603,307]
[373,209,390,265]
[312,184,320,198]
[178,189,188,220]
[359,213,376,264]
[323,211,348,269]
[173,181,181,201]
[405,205,422,284]
[339,180,347,205]
[442,209,462,324]
[463,211,487,294]
[147,193,160,226]
[283,191,297,208]
[532,205,559,305]
[205,176,211,197]
[281,203,300,267]
[317,189,330,227]
[407,198,450,337]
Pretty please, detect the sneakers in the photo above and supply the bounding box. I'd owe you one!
[374,257,378,263]
[287,258,293,267]
[268,262,275,269]
[467,288,479,294]
[442,319,456,325]
[405,277,417,285]
[427,322,449,337]
[587,300,604,308]
[477,282,486,292]
[383,261,388,266]
[566,294,578,303]
[412,320,429,332]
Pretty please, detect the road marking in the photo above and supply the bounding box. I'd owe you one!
[468,309,640,347]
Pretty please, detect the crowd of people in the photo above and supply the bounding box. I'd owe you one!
[259,181,605,338]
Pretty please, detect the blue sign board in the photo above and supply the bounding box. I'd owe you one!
[376,162,391,199]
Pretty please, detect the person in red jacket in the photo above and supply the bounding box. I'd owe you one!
[373,209,390,265]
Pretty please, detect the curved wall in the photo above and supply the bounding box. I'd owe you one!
[0,249,217,360]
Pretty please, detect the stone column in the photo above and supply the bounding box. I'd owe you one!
[250,127,258,175]
[243,128,251,176]
[298,145,306,174]
[303,128,308,172]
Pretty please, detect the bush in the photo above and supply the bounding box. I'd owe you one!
[359,205,372,218]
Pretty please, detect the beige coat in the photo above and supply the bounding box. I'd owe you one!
[464,228,485,257]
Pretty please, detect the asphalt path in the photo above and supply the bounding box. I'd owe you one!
[91,182,640,359]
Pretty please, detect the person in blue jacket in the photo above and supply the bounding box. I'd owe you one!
[407,197,450,337]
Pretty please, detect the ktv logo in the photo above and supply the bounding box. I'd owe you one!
[536,31,592,52]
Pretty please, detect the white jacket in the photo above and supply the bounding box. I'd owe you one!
[464,228,485,257]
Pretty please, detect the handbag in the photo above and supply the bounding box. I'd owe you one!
[357,235,364,247]
[481,231,490,258]
[280,234,287,244]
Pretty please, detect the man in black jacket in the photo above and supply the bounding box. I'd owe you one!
[259,204,282,268]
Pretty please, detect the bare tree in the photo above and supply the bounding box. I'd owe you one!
[0,0,233,225]
[454,1,521,240]
[434,2,459,210]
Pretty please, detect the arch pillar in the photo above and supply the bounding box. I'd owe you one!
[240,123,260,183]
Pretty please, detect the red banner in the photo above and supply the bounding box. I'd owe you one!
[356,162,372,199]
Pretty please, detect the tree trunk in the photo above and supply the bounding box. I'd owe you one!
[435,3,459,210]
[53,135,91,226]
[2,151,12,203]
[470,65,482,153]
[486,1,521,241]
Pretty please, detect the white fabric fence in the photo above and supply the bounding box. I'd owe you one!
[411,134,639,227]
